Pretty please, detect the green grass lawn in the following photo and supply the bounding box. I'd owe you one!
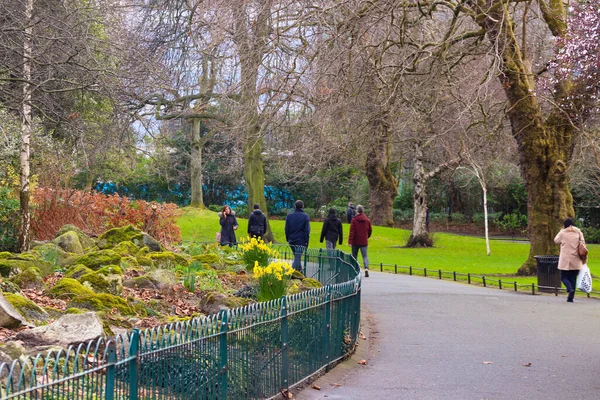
[178,207,599,288]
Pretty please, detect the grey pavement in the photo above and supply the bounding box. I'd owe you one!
[295,270,600,400]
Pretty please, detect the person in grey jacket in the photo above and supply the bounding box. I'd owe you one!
[346,202,356,223]
[248,203,267,239]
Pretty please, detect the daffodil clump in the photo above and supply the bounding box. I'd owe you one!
[239,236,279,272]
[253,260,294,301]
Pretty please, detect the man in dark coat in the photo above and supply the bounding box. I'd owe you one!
[346,202,356,223]
[248,203,268,239]
[320,208,343,249]
[285,200,310,271]
[348,205,372,277]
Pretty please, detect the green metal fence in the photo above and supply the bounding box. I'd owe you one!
[0,249,361,400]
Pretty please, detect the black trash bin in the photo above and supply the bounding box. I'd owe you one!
[534,255,561,293]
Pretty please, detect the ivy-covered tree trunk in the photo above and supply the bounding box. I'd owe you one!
[408,144,432,247]
[18,0,33,252]
[468,0,574,274]
[190,118,205,208]
[366,115,396,227]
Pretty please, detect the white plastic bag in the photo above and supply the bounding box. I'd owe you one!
[576,264,593,294]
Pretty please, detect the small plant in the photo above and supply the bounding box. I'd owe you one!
[253,260,294,302]
[238,236,279,272]
[196,269,224,292]
[36,244,61,267]
[494,212,528,240]
[183,261,203,293]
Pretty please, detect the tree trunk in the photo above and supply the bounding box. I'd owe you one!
[18,0,33,252]
[190,118,205,208]
[483,185,490,256]
[366,116,396,227]
[407,144,433,247]
[468,1,575,274]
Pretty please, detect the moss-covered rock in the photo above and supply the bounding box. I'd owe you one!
[3,293,50,323]
[31,243,71,267]
[287,282,301,295]
[136,255,153,266]
[97,225,144,249]
[79,270,123,295]
[192,254,220,266]
[199,292,229,316]
[65,264,94,280]
[224,296,252,309]
[0,252,12,260]
[0,280,22,294]
[69,293,146,316]
[0,258,54,278]
[47,278,95,299]
[120,255,139,268]
[291,270,305,280]
[65,307,87,314]
[142,234,162,252]
[147,251,188,268]
[301,278,322,289]
[73,249,121,271]
[10,267,46,291]
[145,269,178,291]
[138,246,150,256]
[56,225,95,250]
[112,241,139,257]
[52,231,84,255]
[128,276,158,290]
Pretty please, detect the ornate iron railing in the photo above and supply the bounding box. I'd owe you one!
[0,249,361,399]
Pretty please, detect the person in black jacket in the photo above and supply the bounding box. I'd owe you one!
[320,208,343,249]
[285,200,310,271]
[346,202,356,223]
[219,205,238,246]
[248,203,267,239]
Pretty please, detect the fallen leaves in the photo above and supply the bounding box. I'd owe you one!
[359,332,367,340]
[483,361,493,365]
[357,359,367,365]
[522,362,532,367]
[312,384,321,390]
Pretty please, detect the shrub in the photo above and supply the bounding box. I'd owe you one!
[208,204,222,213]
[581,226,600,244]
[0,186,19,251]
[392,209,413,223]
[253,260,294,302]
[30,188,181,245]
[238,236,279,272]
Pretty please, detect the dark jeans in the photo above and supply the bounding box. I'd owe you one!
[290,245,305,272]
[560,270,578,293]
[351,245,369,270]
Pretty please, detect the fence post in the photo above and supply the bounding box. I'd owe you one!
[318,248,323,282]
[219,311,228,399]
[438,269,442,279]
[128,329,140,400]
[281,296,289,391]
[424,268,427,277]
[499,280,502,290]
[453,271,456,281]
[468,273,471,284]
[531,283,535,295]
[514,281,517,291]
[380,262,383,272]
[105,342,116,400]
[394,264,397,274]
[324,285,332,370]
[483,276,486,287]
[409,266,413,275]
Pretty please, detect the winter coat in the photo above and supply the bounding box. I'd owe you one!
[348,213,372,247]
[248,209,267,238]
[346,205,356,223]
[285,208,310,246]
[554,226,585,271]
[219,212,238,245]
[320,214,343,245]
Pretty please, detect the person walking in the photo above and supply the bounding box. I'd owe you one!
[285,200,310,271]
[554,218,586,302]
[320,208,343,249]
[346,202,356,224]
[248,203,268,240]
[219,205,238,247]
[349,205,372,277]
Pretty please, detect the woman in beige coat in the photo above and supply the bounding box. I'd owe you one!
[554,218,586,302]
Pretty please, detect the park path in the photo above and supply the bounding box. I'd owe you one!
[295,270,600,400]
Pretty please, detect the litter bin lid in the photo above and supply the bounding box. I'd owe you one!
[534,255,560,259]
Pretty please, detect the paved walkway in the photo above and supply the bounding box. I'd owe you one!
[295,270,600,400]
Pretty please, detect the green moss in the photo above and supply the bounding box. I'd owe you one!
[65,264,94,279]
[291,270,305,280]
[10,267,46,290]
[112,241,139,257]
[65,307,87,314]
[0,252,12,259]
[79,269,123,295]
[69,293,146,316]
[120,255,139,268]
[0,258,54,278]
[138,247,150,256]
[53,231,84,254]
[136,256,153,266]
[147,251,189,268]
[97,225,144,249]
[224,296,252,309]
[56,224,95,250]
[192,254,220,265]
[3,293,49,322]
[132,276,157,289]
[301,278,322,289]
[97,265,123,276]
[47,278,95,299]
[73,249,121,271]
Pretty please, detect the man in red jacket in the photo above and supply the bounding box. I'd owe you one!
[348,205,372,277]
